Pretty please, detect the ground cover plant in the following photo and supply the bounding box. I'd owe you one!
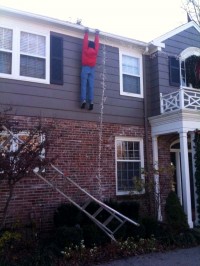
[0,195,200,266]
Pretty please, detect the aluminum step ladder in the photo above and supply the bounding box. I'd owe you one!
[1,125,140,241]
[34,164,139,241]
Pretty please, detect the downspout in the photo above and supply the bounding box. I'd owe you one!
[142,47,150,172]
[142,47,152,215]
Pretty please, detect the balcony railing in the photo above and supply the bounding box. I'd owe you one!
[160,87,200,114]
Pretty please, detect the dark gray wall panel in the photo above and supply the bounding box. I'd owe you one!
[0,32,144,126]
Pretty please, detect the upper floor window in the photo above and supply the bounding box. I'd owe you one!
[20,32,46,79]
[169,47,200,89]
[115,137,144,195]
[0,27,12,74]
[119,51,143,98]
[0,26,63,85]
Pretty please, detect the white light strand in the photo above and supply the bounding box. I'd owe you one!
[97,40,107,201]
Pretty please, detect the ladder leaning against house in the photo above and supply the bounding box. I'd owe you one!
[0,125,140,242]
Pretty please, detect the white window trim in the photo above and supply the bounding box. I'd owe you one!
[0,23,50,84]
[119,50,143,98]
[115,136,145,196]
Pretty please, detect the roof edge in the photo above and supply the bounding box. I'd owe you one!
[149,21,200,49]
[0,5,148,49]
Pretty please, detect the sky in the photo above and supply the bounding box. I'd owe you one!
[0,0,187,42]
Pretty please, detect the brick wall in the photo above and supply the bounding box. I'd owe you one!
[0,116,152,230]
[157,134,177,220]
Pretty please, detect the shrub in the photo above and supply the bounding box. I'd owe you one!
[165,191,189,233]
[54,226,83,248]
[53,200,140,246]
[82,224,109,247]
[117,201,140,221]
[0,230,22,259]
[141,217,160,238]
[54,204,81,227]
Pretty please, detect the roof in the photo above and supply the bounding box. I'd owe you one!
[0,5,148,51]
[150,20,200,49]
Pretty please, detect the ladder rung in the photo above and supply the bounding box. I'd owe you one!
[103,210,124,224]
[112,220,126,234]
[103,215,114,226]
[93,207,103,218]
[82,200,92,210]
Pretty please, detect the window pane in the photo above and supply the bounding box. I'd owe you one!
[20,55,45,79]
[117,140,140,160]
[116,141,122,159]
[122,55,139,75]
[0,27,13,50]
[20,32,45,57]
[117,161,141,191]
[0,51,12,74]
[133,142,140,159]
[169,56,180,86]
[123,74,140,94]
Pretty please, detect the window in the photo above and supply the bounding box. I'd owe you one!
[0,27,13,74]
[20,32,46,79]
[0,25,63,85]
[115,137,144,195]
[120,52,143,97]
[169,48,200,89]
[183,55,200,89]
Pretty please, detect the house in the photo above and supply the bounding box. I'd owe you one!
[0,5,200,230]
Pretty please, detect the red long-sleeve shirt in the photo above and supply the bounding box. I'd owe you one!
[81,32,99,67]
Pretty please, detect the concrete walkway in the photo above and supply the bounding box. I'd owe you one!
[98,246,200,266]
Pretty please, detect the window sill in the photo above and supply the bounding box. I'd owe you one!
[116,190,145,196]
[120,91,143,98]
[0,74,49,84]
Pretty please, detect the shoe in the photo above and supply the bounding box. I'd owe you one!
[88,103,93,110]
[81,101,86,109]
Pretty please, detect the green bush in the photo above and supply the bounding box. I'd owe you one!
[141,217,160,238]
[117,201,140,221]
[54,204,82,227]
[165,191,189,233]
[54,226,83,248]
[53,200,140,245]
[82,224,109,247]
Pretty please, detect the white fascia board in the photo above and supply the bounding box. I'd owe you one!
[149,21,200,50]
[0,5,148,51]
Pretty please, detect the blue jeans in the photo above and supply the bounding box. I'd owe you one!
[81,66,95,104]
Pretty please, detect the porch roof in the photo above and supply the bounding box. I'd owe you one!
[149,109,200,136]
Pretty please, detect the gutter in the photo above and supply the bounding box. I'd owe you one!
[0,5,148,50]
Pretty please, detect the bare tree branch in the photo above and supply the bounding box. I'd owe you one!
[182,0,200,25]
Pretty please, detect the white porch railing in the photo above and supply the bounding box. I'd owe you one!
[160,87,200,113]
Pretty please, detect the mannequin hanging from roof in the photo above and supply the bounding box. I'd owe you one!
[80,27,100,110]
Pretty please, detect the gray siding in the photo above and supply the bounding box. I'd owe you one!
[148,26,200,117]
[145,53,161,117]
[0,32,144,126]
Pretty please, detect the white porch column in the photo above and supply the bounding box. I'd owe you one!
[179,131,193,228]
[152,136,162,221]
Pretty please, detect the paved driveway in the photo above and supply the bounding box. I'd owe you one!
[98,246,200,266]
